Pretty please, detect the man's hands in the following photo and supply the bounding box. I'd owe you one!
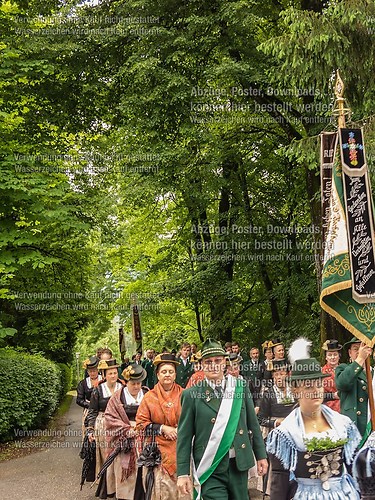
[257,459,268,476]
[356,342,373,366]
[177,476,193,496]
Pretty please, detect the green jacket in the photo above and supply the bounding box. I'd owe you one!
[141,358,156,389]
[176,357,194,388]
[335,361,368,436]
[177,377,267,477]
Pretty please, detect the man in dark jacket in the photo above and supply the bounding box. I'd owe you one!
[335,337,372,437]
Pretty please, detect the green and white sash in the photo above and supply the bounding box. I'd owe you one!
[192,375,244,499]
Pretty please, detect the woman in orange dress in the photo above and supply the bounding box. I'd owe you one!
[136,353,185,499]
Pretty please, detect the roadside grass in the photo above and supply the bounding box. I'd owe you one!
[0,391,75,462]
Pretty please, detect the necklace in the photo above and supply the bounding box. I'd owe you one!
[301,410,321,418]
[301,410,322,430]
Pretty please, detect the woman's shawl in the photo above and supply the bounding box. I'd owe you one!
[136,382,182,476]
[266,405,361,473]
[104,387,136,481]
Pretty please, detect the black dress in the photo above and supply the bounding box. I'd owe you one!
[87,381,123,499]
[257,384,296,496]
[77,376,99,409]
[257,385,296,429]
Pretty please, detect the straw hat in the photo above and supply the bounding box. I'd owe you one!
[261,340,274,353]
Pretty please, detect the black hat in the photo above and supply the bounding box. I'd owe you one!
[83,355,99,369]
[122,363,147,382]
[322,339,342,351]
[153,353,180,367]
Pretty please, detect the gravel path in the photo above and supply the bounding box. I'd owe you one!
[0,395,264,499]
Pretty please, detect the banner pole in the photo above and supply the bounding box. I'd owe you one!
[334,70,375,431]
[365,357,375,432]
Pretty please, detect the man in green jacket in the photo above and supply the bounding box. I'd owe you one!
[176,342,194,388]
[177,338,268,499]
[335,337,373,437]
[141,348,156,389]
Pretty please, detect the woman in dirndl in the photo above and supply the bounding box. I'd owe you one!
[266,338,361,500]
[86,358,124,498]
[76,355,102,439]
[104,362,149,500]
[136,353,186,499]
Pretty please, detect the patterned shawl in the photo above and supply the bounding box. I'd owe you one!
[136,382,182,476]
[104,387,136,481]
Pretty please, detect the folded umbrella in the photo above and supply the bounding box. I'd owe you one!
[79,433,96,489]
[137,442,161,500]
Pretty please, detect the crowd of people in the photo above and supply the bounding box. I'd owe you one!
[75,336,373,499]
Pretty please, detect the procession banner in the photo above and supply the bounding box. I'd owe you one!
[320,132,338,243]
[339,128,375,303]
[131,303,142,343]
[119,326,126,356]
[320,129,375,346]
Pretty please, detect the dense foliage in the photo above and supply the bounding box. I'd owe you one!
[0,348,63,440]
[1,0,374,358]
